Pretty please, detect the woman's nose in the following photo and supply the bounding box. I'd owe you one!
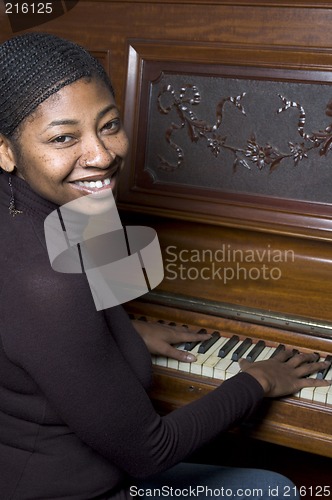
[80,137,115,168]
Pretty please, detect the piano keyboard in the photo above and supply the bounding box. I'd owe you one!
[128,305,332,457]
[147,321,332,405]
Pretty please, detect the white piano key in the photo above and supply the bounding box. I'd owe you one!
[190,336,226,376]
[225,361,241,379]
[167,344,184,370]
[299,355,330,401]
[167,358,179,370]
[154,355,168,367]
[167,343,185,370]
[154,333,189,367]
[254,346,273,362]
[314,366,332,403]
[201,337,229,378]
[213,341,242,380]
[327,384,332,404]
[178,342,201,373]
[314,385,329,404]
[299,372,317,401]
[325,364,332,382]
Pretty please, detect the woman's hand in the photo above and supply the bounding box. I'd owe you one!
[132,319,211,362]
[239,350,331,398]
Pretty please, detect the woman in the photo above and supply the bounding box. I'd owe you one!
[0,33,329,500]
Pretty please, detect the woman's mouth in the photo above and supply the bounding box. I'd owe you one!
[75,177,112,189]
[70,173,117,194]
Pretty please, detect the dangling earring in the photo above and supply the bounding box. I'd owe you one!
[8,175,23,217]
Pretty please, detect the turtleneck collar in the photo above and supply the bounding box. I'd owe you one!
[0,170,109,248]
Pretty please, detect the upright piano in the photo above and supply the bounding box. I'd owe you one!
[118,39,332,475]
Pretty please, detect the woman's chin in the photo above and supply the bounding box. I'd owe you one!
[66,187,118,216]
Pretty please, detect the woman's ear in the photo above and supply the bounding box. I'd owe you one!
[0,135,16,172]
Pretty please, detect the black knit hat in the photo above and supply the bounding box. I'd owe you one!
[0,32,114,137]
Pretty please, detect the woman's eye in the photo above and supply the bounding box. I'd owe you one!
[52,135,73,144]
[102,119,121,133]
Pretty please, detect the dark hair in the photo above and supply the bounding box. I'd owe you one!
[0,32,114,138]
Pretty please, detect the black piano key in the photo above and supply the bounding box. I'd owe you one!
[183,340,200,351]
[316,354,332,379]
[198,331,220,354]
[269,344,285,358]
[184,328,207,351]
[218,335,240,358]
[231,337,253,361]
[246,340,266,362]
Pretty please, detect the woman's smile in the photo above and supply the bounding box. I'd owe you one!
[69,164,122,195]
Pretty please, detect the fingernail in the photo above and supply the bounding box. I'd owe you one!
[185,353,196,362]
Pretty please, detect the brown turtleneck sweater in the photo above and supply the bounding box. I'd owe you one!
[0,172,264,500]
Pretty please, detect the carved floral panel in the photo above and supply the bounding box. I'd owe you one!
[144,73,332,203]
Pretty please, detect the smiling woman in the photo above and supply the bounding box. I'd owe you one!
[0,33,328,500]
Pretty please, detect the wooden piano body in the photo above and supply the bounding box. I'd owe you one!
[118,39,332,465]
[116,34,332,492]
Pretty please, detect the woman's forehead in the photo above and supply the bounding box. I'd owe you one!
[18,79,117,132]
[0,33,114,138]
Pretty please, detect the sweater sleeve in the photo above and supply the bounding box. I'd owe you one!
[1,265,264,479]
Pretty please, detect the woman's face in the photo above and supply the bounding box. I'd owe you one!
[10,77,129,207]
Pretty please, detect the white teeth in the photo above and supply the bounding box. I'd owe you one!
[84,181,96,188]
[75,177,112,189]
